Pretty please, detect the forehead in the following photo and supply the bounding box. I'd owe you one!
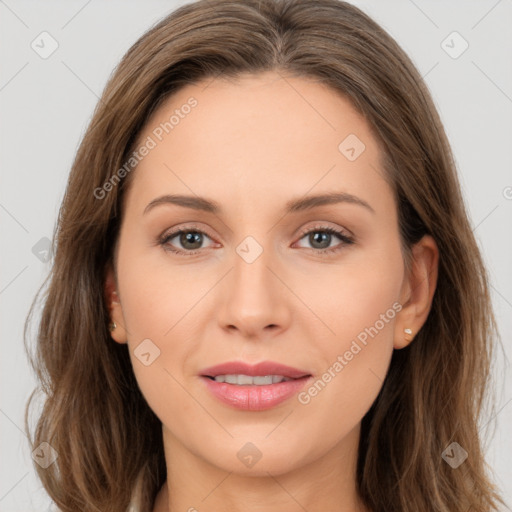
[124,71,392,218]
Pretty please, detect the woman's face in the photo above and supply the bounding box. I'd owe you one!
[107,71,430,476]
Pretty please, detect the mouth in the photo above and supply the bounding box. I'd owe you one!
[203,374,301,384]
[199,360,311,380]
[199,361,312,411]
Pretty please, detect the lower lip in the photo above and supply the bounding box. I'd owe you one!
[200,376,312,411]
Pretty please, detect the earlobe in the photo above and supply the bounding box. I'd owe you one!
[104,265,128,344]
[394,235,439,350]
[394,326,415,350]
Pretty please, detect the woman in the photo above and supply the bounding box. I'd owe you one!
[24,0,507,510]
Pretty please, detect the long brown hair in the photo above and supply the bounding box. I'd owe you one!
[24,0,507,510]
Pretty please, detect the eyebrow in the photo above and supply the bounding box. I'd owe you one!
[143,191,375,216]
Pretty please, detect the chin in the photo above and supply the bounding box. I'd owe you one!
[202,442,310,477]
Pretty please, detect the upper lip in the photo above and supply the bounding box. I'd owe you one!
[200,361,311,379]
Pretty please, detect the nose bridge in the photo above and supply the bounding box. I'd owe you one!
[231,233,277,305]
[216,232,289,334]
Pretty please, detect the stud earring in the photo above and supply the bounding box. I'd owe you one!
[404,328,412,335]
[109,321,117,331]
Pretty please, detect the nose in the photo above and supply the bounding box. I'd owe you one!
[216,239,292,339]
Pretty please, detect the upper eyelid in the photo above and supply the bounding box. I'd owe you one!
[160,223,216,241]
[161,222,349,237]
[296,222,353,238]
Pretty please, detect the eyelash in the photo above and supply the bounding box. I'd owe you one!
[158,224,355,257]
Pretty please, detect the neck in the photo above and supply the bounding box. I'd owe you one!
[153,423,369,512]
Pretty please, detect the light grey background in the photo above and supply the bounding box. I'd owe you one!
[1,0,511,510]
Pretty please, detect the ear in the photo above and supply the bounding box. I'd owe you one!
[394,235,439,349]
[105,264,128,344]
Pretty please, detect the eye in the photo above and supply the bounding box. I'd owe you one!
[158,223,355,257]
[159,225,216,256]
[294,225,355,256]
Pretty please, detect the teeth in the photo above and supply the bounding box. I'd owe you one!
[212,374,293,385]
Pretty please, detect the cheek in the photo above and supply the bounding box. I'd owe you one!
[296,241,403,412]
[292,295,398,458]
[311,237,404,348]
[117,236,210,339]
[115,245,212,414]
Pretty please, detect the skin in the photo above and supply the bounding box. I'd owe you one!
[105,71,438,512]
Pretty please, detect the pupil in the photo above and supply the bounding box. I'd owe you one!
[181,232,202,249]
[311,232,330,249]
